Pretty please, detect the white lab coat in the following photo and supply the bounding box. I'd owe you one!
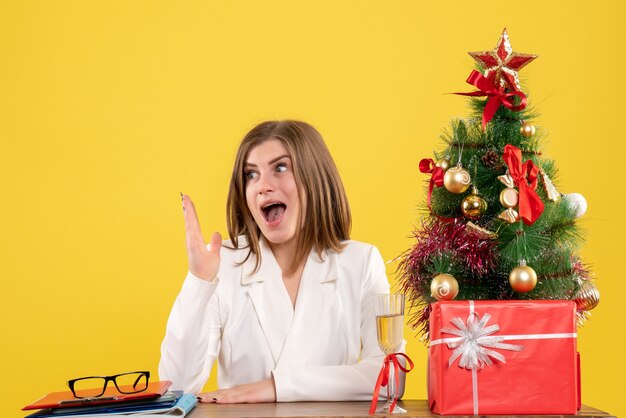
[158,237,393,401]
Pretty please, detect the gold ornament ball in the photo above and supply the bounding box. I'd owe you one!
[462,193,488,219]
[443,166,471,194]
[430,273,459,301]
[573,281,600,311]
[436,158,450,171]
[509,265,537,293]
[520,122,536,138]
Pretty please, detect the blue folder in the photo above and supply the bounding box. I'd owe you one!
[25,391,197,417]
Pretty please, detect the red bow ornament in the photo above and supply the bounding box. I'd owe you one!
[419,159,457,222]
[420,158,444,194]
[502,144,544,225]
[369,353,414,415]
[455,70,527,131]
[419,158,444,204]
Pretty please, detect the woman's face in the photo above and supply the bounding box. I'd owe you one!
[244,139,303,248]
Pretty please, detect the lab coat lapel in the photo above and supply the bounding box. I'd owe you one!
[276,249,339,368]
[243,239,294,365]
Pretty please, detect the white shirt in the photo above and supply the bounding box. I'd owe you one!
[158,237,392,401]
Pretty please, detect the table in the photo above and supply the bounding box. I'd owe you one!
[187,400,615,418]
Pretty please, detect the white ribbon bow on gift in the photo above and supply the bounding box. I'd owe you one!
[441,312,523,370]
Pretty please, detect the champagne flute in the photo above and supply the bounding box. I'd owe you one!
[375,293,406,414]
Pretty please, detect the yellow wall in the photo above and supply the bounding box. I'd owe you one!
[2,1,624,416]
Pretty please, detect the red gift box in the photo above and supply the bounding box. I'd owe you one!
[428,300,580,415]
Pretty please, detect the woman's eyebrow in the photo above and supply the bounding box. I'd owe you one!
[269,155,291,164]
[245,154,291,167]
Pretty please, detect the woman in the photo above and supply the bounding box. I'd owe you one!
[159,120,393,403]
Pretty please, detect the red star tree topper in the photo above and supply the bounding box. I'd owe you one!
[469,28,538,91]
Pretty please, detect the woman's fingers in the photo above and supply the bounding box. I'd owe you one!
[197,379,276,404]
[182,194,203,241]
[196,392,219,403]
[180,194,221,281]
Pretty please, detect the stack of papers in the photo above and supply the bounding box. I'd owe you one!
[22,381,197,417]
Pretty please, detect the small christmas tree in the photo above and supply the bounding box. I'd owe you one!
[399,29,599,340]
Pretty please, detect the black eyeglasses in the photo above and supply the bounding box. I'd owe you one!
[67,371,150,399]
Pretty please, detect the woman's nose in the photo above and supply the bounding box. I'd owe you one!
[257,173,274,194]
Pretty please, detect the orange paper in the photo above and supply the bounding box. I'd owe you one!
[23,380,172,410]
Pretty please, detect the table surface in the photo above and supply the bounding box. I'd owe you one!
[186,400,615,418]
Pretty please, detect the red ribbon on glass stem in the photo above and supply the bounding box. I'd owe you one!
[369,353,414,415]
[455,70,527,131]
[503,144,544,225]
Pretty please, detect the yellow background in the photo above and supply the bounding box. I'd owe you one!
[2,1,624,416]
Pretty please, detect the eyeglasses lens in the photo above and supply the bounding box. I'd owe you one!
[72,377,107,398]
[114,372,149,394]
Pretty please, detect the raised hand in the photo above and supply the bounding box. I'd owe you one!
[181,194,222,281]
[197,378,276,404]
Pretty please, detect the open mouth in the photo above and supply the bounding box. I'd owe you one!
[262,202,286,225]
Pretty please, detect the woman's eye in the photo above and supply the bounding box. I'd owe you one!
[245,170,258,180]
[276,163,288,173]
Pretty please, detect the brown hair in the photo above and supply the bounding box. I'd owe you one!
[226,120,351,273]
